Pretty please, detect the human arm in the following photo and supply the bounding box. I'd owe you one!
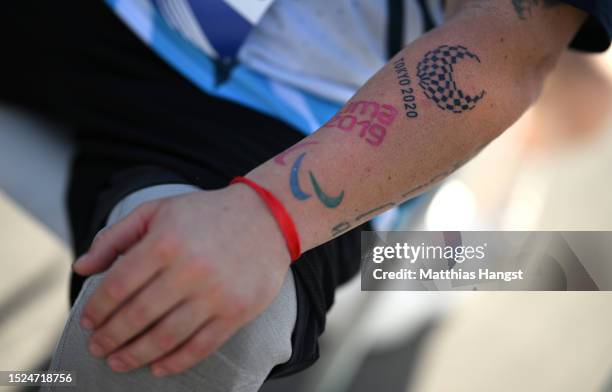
[72,0,587,377]
[246,0,586,251]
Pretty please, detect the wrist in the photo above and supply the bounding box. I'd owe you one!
[223,182,293,266]
[245,163,336,253]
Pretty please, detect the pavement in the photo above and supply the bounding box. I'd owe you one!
[0,105,72,391]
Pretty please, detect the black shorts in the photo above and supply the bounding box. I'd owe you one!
[4,1,369,378]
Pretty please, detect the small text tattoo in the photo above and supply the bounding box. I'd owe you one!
[416,45,485,113]
[328,141,490,237]
[401,141,489,198]
[393,57,419,118]
[331,221,351,237]
[324,101,398,147]
[355,202,396,221]
[330,202,396,237]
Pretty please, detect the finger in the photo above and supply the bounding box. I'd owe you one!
[80,234,168,330]
[150,318,235,377]
[88,262,200,357]
[105,298,212,372]
[73,200,161,276]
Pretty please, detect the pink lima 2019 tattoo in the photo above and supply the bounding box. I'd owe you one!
[324,100,398,146]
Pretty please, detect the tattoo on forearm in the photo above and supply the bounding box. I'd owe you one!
[400,141,489,198]
[309,171,345,208]
[393,57,419,118]
[283,149,345,208]
[400,158,466,198]
[511,0,560,20]
[330,202,397,237]
[355,202,396,221]
[332,154,466,236]
[290,153,312,200]
[329,155,468,236]
[328,141,490,237]
[416,45,485,113]
[331,221,351,237]
[275,142,346,208]
[400,170,452,198]
[324,100,398,146]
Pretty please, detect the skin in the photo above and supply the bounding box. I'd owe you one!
[73,0,586,378]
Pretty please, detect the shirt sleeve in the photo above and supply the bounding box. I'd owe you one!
[559,0,611,52]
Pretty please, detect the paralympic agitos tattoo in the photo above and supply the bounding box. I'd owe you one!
[275,146,345,208]
[416,45,486,113]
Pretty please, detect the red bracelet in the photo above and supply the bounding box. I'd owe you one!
[230,176,301,262]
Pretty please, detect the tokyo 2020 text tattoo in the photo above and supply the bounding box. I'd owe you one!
[393,57,419,118]
[416,45,486,113]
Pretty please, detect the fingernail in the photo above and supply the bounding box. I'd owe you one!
[74,253,89,266]
[89,341,104,357]
[152,365,168,378]
[81,316,94,330]
[108,357,129,372]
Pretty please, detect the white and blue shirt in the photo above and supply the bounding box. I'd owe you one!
[106,0,443,135]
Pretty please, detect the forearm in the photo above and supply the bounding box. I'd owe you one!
[245,0,586,254]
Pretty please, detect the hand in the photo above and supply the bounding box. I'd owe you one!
[73,185,291,377]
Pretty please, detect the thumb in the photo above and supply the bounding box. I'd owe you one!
[73,200,162,276]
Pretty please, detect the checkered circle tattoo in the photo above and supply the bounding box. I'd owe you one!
[416,45,486,113]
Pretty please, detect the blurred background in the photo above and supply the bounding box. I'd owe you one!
[1,12,611,392]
